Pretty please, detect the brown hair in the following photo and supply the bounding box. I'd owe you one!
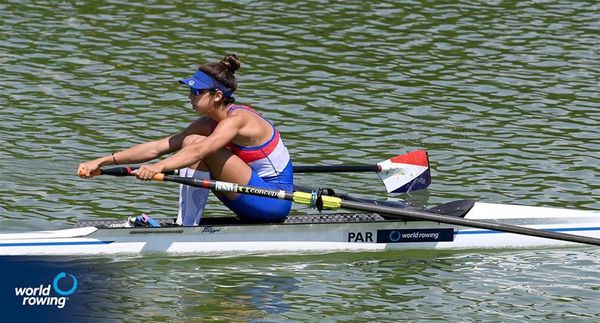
[199,54,241,104]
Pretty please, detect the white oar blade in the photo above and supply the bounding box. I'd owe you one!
[376,150,431,194]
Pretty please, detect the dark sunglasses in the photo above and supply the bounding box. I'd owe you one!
[190,88,212,96]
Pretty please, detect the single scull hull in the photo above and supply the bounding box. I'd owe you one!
[1,202,599,256]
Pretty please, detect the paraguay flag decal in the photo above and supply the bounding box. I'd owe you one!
[376,150,431,194]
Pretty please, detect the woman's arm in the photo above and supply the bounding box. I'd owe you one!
[134,116,244,179]
[77,117,211,178]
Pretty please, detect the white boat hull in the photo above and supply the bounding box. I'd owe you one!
[1,202,599,256]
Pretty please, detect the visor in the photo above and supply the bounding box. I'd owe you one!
[179,71,234,98]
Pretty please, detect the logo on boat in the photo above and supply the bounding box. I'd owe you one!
[377,228,455,243]
[202,226,221,234]
[14,272,78,309]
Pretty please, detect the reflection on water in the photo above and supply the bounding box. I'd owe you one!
[53,249,600,321]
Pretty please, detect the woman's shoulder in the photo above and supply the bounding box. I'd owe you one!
[226,104,257,115]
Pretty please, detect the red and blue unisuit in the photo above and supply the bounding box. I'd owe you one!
[212,105,293,222]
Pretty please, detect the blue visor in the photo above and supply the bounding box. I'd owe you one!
[179,71,233,98]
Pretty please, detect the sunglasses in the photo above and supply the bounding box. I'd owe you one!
[190,88,211,96]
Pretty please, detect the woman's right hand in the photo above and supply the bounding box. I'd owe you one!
[77,160,102,178]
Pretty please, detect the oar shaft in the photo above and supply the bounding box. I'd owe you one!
[155,174,293,199]
[98,165,379,175]
[293,165,379,173]
[154,174,340,209]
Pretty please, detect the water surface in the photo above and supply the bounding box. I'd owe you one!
[1,0,599,321]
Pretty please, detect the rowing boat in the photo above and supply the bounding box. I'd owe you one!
[1,201,599,256]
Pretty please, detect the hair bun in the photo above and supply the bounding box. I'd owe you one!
[222,54,241,74]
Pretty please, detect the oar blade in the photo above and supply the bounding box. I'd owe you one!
[376,150,431,194]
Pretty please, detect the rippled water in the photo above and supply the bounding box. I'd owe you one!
[1,0,599,321]
[61,250,600,321]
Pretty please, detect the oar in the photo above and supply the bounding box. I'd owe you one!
[90,149,431,194]
[89,166,464,217]
[88,168,600,246]
[294,150,431,194]
[144,174,600,247]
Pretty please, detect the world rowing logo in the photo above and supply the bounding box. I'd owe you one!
[14,272,78,309]
[53,272,78,296]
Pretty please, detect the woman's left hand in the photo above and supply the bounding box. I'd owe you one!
[133,163,164,181]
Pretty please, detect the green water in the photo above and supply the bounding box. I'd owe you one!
[1,0,599,321]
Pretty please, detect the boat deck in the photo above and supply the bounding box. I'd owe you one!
[74,199,476,229]
[75,213,393,229]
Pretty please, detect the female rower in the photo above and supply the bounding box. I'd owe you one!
[77,54,293,225]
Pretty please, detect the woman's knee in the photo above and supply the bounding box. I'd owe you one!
[180,135,209,171]
[181,134,207,148]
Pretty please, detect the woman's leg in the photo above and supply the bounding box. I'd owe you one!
[181,134,291,222]
[175,135,222,225]
[177,167,210,226]
[181,134,253,199]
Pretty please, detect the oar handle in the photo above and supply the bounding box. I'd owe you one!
[100,166,136,176]
[88,166,177,177]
